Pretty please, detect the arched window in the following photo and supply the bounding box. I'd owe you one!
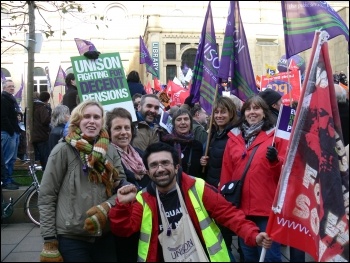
[65,67,74,75]
[1,68,11,79]
[181,48,197,70]
[34,67,48,93]
[105,4,128,39]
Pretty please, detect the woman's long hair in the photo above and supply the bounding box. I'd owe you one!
[234,95,275,130]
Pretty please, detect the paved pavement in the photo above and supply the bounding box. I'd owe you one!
[1,223,41,262]
[1,223,315,262]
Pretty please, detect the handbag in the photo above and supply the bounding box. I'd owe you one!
[220,145,259,208]
[156,184,209,262]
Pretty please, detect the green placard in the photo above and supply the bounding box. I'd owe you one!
[70,52,136,120]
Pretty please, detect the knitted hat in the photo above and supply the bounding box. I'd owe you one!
[259,89,282,106]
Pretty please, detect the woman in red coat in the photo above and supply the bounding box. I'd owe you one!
[220,95,288,262]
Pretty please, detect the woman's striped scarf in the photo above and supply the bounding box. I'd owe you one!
[65,126,119,197]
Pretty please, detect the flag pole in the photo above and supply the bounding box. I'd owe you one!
[202,83,219,173]
[287,59,293,106]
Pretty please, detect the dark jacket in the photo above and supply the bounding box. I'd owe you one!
[205,125,234,188]
[62,85,78,113]
[338,101,349,146]
[32,100,51,143]
[162,139,204,179]
[127,82,146,97]
[1,91,21,135]
[48,123,65,153]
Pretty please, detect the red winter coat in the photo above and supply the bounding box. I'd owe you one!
[220,127,288,217]
[109,172,261,262]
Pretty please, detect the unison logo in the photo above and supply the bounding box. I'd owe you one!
[168,239,195,260]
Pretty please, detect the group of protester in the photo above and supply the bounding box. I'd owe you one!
[2,68,349,262]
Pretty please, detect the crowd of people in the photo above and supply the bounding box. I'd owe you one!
[1,68,349,262]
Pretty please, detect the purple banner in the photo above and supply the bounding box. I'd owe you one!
[190,1,219,114]
[74,38,97,55]
[282,1,349,59]
[275,105,296,140]
[140,36,158,78]
[54,65,67,87]
[14,75,24,104]
[218,1,258,102]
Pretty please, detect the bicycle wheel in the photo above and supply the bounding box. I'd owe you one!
[25,188,40,226]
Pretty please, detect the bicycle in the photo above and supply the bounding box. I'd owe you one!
[1,161,41,226]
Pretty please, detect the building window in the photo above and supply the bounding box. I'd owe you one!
[166,65,177,82]
[181,48,197,70]
[34,67,48,93]
[166,43,176,59]
[1,68,11,79]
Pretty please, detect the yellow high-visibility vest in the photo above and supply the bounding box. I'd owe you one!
[135,178,230,262]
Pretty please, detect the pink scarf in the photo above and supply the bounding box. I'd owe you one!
[112,143,147,176]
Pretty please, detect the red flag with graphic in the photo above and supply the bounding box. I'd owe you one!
[154,77,161,91]
[266,31,349,262]
[145,81,153,94]
[168,81,190,106]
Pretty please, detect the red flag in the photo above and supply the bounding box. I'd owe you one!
[145,81,153,94]
[154,77,161,91]
[288,59,299,72]
[168,81,190,106]
[266,31,349,261]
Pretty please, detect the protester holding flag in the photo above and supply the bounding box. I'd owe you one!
[161,108,204,179]
[220,95,288,262]
[200,97,239,261]
[126,70,146,97]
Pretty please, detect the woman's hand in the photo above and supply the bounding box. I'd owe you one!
[200,156,209,166]
[256,232,272,249]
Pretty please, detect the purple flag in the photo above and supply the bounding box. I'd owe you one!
[218,1,258,102]
[54,65,67,87]
[1,69,6,81]
[14,74,24,104]
[190,1,219,114]
[140,36,158,78]
[74,38,97,55]
[282,1,349,59]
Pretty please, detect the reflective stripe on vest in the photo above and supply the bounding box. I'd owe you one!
[136,188,150,262]
[136,179,230,262]
[189,178,230,262]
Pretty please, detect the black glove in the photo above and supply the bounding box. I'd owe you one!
[84,50,101,59]
[266,146,278,162]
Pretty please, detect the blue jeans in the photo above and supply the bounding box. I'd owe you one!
[239,216,281,262]
[1,131,19,184]
[58,232,117,262]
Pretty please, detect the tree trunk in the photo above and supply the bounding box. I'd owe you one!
[26,1,35,166]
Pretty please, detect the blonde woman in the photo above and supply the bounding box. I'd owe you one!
[39,100,126,262]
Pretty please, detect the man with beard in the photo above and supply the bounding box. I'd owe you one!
[131,94,167,151]
[109,142,272,262]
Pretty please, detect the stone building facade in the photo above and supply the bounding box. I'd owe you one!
[1,1,348,108]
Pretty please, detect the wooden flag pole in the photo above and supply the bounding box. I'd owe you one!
[202,83,219,173]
